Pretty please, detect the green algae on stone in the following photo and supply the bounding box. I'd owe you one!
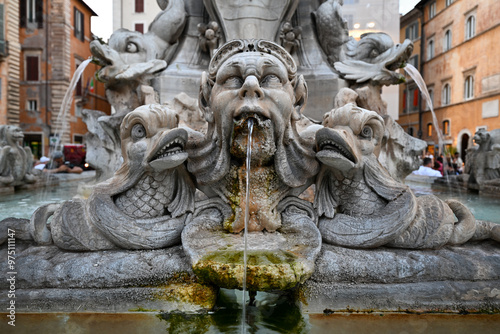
[193,250,309,291]
[152,282,218,310]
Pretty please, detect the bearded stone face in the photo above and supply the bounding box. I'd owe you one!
[210,52,297,166]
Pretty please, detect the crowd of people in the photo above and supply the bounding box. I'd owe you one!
[412,150,464,178]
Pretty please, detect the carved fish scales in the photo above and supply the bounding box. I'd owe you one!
[327,171,385,217]
[115,171,176,219]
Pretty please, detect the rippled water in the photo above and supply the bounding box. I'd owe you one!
[0,183,82,220]
[407,181,500,224]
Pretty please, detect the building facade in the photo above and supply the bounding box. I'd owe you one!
[18,0,110,158]
[0,0,21,125]
[112,0,160,34]
[398,0,500,161]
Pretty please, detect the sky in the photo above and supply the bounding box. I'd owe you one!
[84,0,422,41]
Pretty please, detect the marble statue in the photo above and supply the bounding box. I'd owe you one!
[466,128,500,186]
[31,104,195,250]
[182,39,322,291]
[315,103,499,248]
[0,125,36,186]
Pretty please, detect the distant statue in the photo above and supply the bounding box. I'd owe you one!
[0,125,36,186]
[314,0,413,115]
[90,0,186,116]
[465,128,500,187]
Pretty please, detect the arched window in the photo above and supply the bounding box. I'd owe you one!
[464,75,474,100]
[428,40,435,60]
[466,16,476,40]
[427,123,433,137]
[444,30,452,51]
[442,83,451,106]
[442,120,450,135]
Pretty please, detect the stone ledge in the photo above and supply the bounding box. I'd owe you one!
[0,286,217,313]
[300,280,500,314]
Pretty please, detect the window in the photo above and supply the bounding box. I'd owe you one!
[409,87,419,111]
[135,0,144,13]
[445,0,453,7]
[408,127,414,136]
[408,55,419,70]
[427,123,433,137]
[464,75,474,100]
[442,83,451,106]
[427,39,434,60]
[74,135,83,144]
[27,99,38,111]
[443,29,452,51]
[20,0,43,28]
[442,120,450,135]
[26,55,39,81]
[74,7,84,42]
[466,16,475,40]
[134,23,144,34]
[405,21,419,41]
[0,4,6,57]
[425,88,434,110]
[429,2,436,19]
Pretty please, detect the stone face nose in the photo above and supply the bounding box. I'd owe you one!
[239,76,263,99]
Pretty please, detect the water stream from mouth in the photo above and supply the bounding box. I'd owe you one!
[52,58,92,155]
[404,63,445,156]
[241,118,254,333]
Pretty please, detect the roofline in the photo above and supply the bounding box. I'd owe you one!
[78,0,98,17]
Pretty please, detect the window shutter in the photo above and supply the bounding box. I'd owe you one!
[27,56,39,81]
[36,0,43,28]
[81,11,85,41]
[413,88,419,107]
[405,27,410,39]
[20,0,27,28]
[73,7,77,37]
[135,0,144,13]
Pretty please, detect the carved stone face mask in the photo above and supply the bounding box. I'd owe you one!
[191,39,317,188]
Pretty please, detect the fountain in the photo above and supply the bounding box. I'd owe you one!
[0,0,499,331]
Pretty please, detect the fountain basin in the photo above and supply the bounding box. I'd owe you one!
[182,206,322,291]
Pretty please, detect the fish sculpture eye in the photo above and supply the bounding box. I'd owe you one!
[131,123,146,141]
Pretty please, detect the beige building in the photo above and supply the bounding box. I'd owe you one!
[398,0,500,161]
[112,0,161,34]
[0,0,21,125]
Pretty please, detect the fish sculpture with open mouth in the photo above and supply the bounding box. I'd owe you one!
[30,105,195,251]
[315,103,500,249]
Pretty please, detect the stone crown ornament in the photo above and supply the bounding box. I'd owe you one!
[208,39,298,81]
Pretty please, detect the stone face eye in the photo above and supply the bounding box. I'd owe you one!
[131,124,146,141]
[261,74,281,87]
[126,42,138,53]
[360,125,373,139]
[224,76,243,88]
